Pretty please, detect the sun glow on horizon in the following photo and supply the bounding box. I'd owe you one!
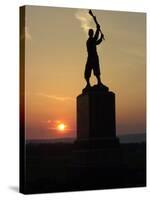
[57,123,66,131]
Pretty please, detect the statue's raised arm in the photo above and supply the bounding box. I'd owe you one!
[89,10,105,40]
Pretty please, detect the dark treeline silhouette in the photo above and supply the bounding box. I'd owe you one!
[24,141,146,194]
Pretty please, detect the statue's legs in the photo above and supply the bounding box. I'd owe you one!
[85,77,91,87]
[93,56,101,85]
[84,55,102,87]
[84,58,92,87]
[95,74,101,85]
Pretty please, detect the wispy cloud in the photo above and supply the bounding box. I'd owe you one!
[36,93,74,101]
[75,9,94,32]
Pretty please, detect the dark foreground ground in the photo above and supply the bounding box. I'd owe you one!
[21,141,146,194]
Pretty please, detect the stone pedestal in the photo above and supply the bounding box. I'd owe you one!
[77,86,116,141]
[74,84,121,170]
[72,85,122,183]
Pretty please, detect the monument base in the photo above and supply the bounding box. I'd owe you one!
[75,84,121,167]
[77,84,116,140]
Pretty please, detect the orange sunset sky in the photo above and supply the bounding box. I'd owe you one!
[24,6,146,140]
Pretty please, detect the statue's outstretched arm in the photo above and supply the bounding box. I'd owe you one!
[94,24,100,40]
[96,33,104,45]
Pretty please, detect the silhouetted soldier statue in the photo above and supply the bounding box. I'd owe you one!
[84,10,105,89]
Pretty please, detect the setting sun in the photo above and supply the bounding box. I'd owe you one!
[57,123,66,131]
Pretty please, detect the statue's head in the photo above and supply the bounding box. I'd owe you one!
[88,29,94,37]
